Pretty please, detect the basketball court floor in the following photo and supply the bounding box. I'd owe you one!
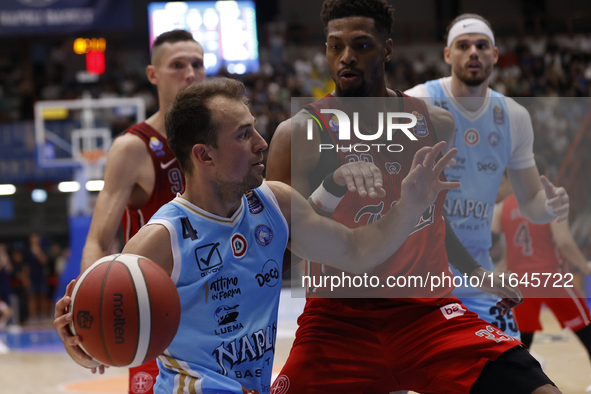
[1,289,590,394]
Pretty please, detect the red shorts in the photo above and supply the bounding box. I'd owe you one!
[272,298,521,394]
[129,360,158,394]
[513,287,591,333]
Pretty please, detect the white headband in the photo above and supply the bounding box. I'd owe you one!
[447,18,495,47]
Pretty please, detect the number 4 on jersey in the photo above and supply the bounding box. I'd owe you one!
[514,222,533,256]
[181,217,198,240]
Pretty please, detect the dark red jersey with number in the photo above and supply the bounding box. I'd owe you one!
[500,193,563,275]
[304,93,454,300]
[121,122,185,243]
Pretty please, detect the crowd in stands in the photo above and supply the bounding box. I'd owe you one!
[0,235,69,326]
[1,32,590,172]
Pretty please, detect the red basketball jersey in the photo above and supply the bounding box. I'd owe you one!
[500,193,563,275]
[120,122,185,242]
[305,93,453,299]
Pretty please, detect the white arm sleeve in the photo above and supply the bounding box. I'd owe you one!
[506,97,536,170]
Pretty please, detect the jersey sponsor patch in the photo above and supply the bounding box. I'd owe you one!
[130,371,154,394]
[464,129,480,146]
[476,156,499,176]
[272,375,291,394]
[440,303,466,320]
[214,304,240,325]
[256,259,280,287]
[488,131,501,147]
[254,224,273,246]
[195,242,223,272]
[231,233,248,258]
[493,105,505,125]
[412,111,429,137]
[246,190,265,215]
[385,161,401,174]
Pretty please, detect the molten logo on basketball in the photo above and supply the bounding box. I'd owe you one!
[113,293,126,344]
[77,311,94,329]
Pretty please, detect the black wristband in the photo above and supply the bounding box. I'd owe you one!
[323,171,349,197]
[444,217,481,275]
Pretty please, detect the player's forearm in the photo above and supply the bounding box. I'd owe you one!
[80,240,112,272]
[347,199,424,274]
[519,188,556,224]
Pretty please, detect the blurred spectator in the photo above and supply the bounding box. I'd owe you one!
[23,233,49,322]
[0,243,11,305]
[9,248,28,325]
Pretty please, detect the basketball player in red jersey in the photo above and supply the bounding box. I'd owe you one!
[55,30,205,394]
[266,0,560,392]
[492,156,591,378]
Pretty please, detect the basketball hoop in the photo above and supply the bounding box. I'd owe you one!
[80,149,107,165]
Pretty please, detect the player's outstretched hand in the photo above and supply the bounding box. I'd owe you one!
[54,279,108,374]
[540,175,569,222]
[400,141,460,211]
[471,267,523,315]
[333,161,386,198]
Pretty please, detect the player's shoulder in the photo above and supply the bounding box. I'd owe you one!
[111,130,149,155]
[263,181,290,210]
[404,83,430,97]
[404,77,446,98]
[501,96,530,120]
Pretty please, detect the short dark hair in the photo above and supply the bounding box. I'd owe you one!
[445,13,494,44]
[153,29,196,49]
[151,30,198,63]
[165,78,247,175]
[534,154,549,177]
[320,0,395,40]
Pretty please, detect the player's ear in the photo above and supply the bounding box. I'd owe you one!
[443,47,452,65]
[384,38,393,63]
[192,144,213,167]
[146,65,157,85]
[493,46,499,65]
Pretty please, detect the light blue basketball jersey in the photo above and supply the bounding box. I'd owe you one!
[422,78,512,253]
[421,78,520,338]
[148,182,288,394]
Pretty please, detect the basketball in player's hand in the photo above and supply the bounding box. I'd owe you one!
[69,254,181,367]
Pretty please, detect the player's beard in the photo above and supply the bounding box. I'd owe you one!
[337,79,368,97]
[214,170,263,204]
[335,62,383,98]
[456,63,493,87]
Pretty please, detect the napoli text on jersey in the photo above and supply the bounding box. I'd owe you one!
[147,182,288,394]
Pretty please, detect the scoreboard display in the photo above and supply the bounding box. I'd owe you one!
[148,1,259,75]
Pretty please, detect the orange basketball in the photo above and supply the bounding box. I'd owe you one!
[69,254,181,367]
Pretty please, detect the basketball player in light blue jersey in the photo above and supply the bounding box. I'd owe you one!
[54,78,463,394]
[405,14,570,339]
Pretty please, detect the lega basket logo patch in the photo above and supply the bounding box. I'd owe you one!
[245,190,265,215]
[493,105,505,125]
[412,111,429,137]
